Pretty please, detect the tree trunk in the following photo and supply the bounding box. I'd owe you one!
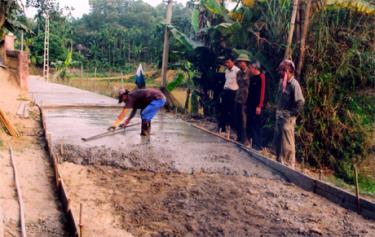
[128,43,131,62]
[0,5,5,30]
[296,2,301,48]
[0,15,5,31]
[285,0,300,59]
[296,0,313,78]
[184,88,191,113]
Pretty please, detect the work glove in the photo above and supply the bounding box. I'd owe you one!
[107,125,117,131]
[119,119,130,128]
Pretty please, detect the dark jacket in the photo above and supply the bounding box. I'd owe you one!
[235,68,250,104]
[248,73,266,109]
[276,77,305,117]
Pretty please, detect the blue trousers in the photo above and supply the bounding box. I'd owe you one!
[141,98,166,121]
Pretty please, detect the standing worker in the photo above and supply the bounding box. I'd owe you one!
[247,60,266,150]
[234,54,251,146]
[274,59,305,168]
[219,56,240,133]
[108,88,166,136]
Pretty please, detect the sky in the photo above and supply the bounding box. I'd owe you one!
[24,0,189,18]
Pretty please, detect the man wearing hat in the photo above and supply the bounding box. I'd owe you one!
[108,88,166,136]
[234,53,251,146]
[274,59,305,168]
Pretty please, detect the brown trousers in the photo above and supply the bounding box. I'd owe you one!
[274,113,296,168]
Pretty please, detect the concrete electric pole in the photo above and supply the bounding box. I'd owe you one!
[43,14,50,81]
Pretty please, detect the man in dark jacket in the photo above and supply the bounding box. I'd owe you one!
[247,60,266,150]
[108,88,166,136]
[234,54,251,146]
[274,59,305,168]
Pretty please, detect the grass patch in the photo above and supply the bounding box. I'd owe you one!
[359,175,375,195]
[327,174,375,198]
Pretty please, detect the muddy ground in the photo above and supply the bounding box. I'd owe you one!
[61,163,375,237]
[0,71,68,236]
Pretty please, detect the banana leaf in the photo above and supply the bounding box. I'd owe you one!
[201,0,223,15]
[166,72,185,92]
[191,8,200,33]
[167,24,203,52]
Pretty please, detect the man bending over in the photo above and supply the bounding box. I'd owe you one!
[108,88,166,136]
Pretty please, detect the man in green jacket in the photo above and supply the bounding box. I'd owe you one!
[234,54,251,146]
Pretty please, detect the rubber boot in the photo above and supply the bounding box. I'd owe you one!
[140,120,148,136]
[147,121,151,136]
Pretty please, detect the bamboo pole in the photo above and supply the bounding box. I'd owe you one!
[0,206,4,237]
[79,203,83,237]
[161,0,173,88]
[354,165,361,213]
[285,0,300,59]
[9,146,27,237]
[296,0,313,78]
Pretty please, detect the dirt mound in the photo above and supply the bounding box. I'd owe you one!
[57,144,180,173]
[55,143,280,178]
[62,164,375,237]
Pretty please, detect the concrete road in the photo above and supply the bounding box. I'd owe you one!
[30,77,282,179]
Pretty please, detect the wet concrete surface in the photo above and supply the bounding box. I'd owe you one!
[30,77,282,178]
[29,76,116,106]
[45,108,280,177]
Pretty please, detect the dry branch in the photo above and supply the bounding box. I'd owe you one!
[9,146,27,237]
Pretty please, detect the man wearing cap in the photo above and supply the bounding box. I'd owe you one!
[219,56,240,132]
[108,88,166,136]
[247,60,266,150]
[234,53,251,146]
[274,59,305,168]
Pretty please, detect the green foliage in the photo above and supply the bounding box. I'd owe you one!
[359,174,375,195]
[323,0,375,14]
[29,31,68,66]
[298,8,375,179]
[167,0,375,182]
[191,8,200,33]
[0,0,29,35]
[167,72,185,91]
[201,0,224,15]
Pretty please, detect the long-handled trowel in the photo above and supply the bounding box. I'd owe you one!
[81,122,141,142]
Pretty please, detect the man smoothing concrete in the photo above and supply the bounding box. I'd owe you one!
[108,88,166,136]
[274,59,305,168]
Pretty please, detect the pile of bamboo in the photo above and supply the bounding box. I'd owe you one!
[0,108,19,137]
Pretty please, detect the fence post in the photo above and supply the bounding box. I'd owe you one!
[354,164,361,214]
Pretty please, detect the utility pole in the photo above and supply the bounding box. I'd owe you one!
[160,0,173,88]
[43,14,50,81]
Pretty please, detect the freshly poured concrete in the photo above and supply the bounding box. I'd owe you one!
[29,76,117,106]
[45,108,280,177]
[30,77,281,178]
